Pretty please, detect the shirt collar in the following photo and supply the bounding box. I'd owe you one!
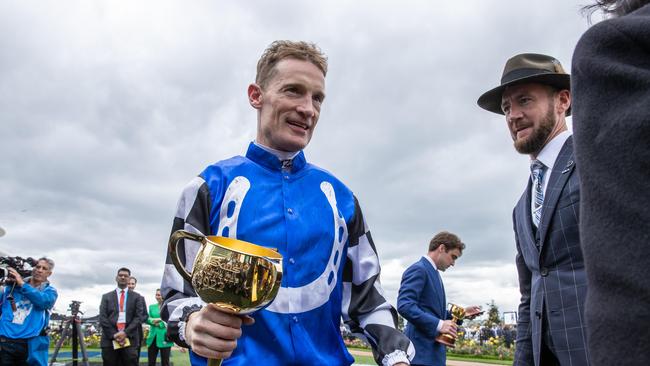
[247,141,307,172]
[534,130,571,169]
[25,277,49,290]
[253,140,300,161]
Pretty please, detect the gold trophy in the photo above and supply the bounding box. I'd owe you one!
[434,303,466,348]
[168,230,283,366]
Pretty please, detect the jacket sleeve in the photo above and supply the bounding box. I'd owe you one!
[512,210,534,366]
[160,176,212,347]
[342,196,414,366]
[19,283,57,310]
[397,264,441,339]
[99,294,116,339]
[146,304,156,326]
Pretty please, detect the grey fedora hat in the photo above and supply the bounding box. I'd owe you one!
[477,53,571,115]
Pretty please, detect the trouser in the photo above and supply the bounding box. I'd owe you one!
[148,341,171,366]
[0,338,28,366]
[541,313,561,366]
[102,345,140,366]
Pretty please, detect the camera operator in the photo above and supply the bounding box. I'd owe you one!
[0,257,57,366]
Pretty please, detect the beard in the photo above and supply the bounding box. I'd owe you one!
[513,103,556,155]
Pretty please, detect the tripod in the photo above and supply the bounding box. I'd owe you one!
[49,300,89,366]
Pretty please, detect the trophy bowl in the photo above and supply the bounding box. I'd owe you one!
[434,303,466,348]
[168,230,283,314]
[168,230,283,366]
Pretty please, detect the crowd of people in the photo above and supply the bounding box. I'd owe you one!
[0,263,174,366]
[0,1,648,365]
[158,2,648,363]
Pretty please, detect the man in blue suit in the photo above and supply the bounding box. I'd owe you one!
[397,231,481,366]
[477,54,590,366]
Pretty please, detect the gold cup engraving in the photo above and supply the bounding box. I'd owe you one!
[168,230,283,365]
[435,303,466,348]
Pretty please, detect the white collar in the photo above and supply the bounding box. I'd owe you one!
[534,130,571,169]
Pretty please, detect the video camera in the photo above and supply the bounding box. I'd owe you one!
[69,300,83,316]
[0,256,37,285]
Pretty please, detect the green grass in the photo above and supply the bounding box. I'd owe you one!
[170,350,191,366]
[49,346,512,365]
[352,354,375,364]
[448,354,513,365]
[168,350,377,366]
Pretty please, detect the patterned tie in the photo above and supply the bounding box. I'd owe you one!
[117,289,125,331]
[530,160,546,227]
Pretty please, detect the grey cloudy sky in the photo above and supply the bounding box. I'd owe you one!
[0,0,599,318]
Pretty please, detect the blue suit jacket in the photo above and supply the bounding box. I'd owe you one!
[512,137,590,366]
[397,257,449,366]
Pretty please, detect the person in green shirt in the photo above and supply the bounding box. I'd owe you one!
[146,289,174,366]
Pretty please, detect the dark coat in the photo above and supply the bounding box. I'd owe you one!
[572,4,650,365]
[512,137,590,366]
[397,257,449,366]
[99,289,147,348]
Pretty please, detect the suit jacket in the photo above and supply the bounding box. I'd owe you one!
[512,137,589,366]
[99,288,148,348]
[146,303,174,348]
[397,257,449,366]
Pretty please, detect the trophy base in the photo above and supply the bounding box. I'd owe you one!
[435,334,456,348]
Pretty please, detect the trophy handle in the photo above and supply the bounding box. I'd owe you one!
[168,230,205,283]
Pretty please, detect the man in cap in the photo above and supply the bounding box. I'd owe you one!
[477,54,590,366]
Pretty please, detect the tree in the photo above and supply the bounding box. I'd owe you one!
[484,299,502,329]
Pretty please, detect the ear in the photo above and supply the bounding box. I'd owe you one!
[556,89,571,115]
[248,83,263,110]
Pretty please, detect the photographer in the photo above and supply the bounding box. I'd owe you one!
[0,257,57,366]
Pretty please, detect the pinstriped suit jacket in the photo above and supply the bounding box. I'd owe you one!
[512,137,590,366]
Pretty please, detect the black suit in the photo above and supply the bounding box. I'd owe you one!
[99,288,147,366]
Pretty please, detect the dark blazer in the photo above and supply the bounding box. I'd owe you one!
[512,137,589,366]
[572,4,650,365]
[99,288,148,348]
[397,257,449,366]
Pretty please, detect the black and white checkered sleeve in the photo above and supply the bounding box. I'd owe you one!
[342,196,415,366]
[160,176,212,347]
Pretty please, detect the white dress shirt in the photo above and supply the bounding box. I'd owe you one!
[530,130,571,222]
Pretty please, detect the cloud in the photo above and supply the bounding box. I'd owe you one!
[0,0,593,318]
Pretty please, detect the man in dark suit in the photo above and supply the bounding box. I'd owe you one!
[397,231,481,366]
[478,54,590,366]
[99,267,148,366]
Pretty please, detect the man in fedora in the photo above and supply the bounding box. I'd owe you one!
[477,54,590,366]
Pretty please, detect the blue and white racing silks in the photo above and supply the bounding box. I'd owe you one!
[161,142,414,366]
